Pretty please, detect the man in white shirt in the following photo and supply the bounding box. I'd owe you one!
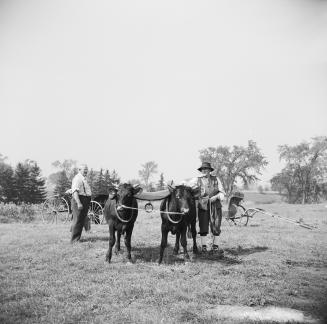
[70,164,92,243]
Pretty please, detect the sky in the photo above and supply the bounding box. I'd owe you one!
[1,0,326,185]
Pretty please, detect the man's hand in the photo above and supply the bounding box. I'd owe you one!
[209,196,217,203]
[218,193,225,201]
[77,203,83,210]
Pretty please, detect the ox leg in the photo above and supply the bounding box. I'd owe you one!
[115,230,121,255]
[191,220,198,254]
[124,224,134,260]
[180,228,190,260]
[105,225,116,263]
[173,232,180,255]
[159,225,168,264]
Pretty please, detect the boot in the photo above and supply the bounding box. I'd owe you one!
[212,244,224,256]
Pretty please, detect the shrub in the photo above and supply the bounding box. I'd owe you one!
[0,202,38,223]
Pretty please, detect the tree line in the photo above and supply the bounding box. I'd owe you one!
[0,156,46,203]
[1,136,326,205]
[48,160,121,198]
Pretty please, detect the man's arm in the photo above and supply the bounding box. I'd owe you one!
[73,191,83,210]
[209,177,225,202]
[72,176,83,210]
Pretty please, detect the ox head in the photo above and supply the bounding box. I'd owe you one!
[116,183,142,211]
[167,182,194,215]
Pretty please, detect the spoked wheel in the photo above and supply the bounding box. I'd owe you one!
[42,196,70,223]
[223,210,238,226]
[238,208,260,226]
[88,201,104,224]
[224,207,249,226]
[237,211,250,226]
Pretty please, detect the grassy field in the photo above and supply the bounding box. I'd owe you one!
[1,198,327,323]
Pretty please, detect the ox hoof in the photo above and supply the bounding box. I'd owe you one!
[184,253,190,260]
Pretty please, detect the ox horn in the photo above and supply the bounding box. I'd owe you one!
[166,180,175,190]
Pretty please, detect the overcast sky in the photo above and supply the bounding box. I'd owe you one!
[1,0,326,184]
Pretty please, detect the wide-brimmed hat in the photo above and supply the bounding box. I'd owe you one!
[197,162,214,172]
[231,191,244,199]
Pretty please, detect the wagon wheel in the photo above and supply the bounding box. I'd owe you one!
[88,201,104,224]
[237,211,250,226]
[42,196,70,223]
[61,197,72,223]
[239,208,260,226]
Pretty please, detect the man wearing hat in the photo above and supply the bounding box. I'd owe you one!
[191,161,225,254]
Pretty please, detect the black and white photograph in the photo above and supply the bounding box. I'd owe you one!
[0,0,326,323]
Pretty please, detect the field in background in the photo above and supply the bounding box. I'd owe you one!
[0,201,327,323]
[243,191,284,205]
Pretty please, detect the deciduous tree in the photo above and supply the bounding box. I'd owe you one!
[271,136,327,203]
[138,161,158,191]
[199,141,268,197]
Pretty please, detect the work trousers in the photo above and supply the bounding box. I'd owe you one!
[71,195,91,243]
[198,201,222,236]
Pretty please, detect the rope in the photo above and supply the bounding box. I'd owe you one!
[165,199,183,224]
[114,204,134,223]
[121,204,184,215]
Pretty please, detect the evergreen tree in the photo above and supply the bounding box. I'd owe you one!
[53,170,70,197]
[93,168,106,196]
[0,161,16,202]
[156,173,165,190]
[14,161,47,203]
[104,169,112,192]
[87,168,96,196]
[14,162,30,203]
[29,161,47,203]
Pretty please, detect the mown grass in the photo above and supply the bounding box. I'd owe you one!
[0,202,327,324]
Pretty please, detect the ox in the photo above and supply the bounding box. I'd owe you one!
[159,184,198,264]
[104,183,142,262]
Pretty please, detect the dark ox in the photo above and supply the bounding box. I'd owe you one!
[104,183,142,262]
[159,184,198,264]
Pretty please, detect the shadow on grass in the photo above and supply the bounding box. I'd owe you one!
[224,245,268,256]
[195,253,242,265]
[131,245,242,265]
[79,236,108,242]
